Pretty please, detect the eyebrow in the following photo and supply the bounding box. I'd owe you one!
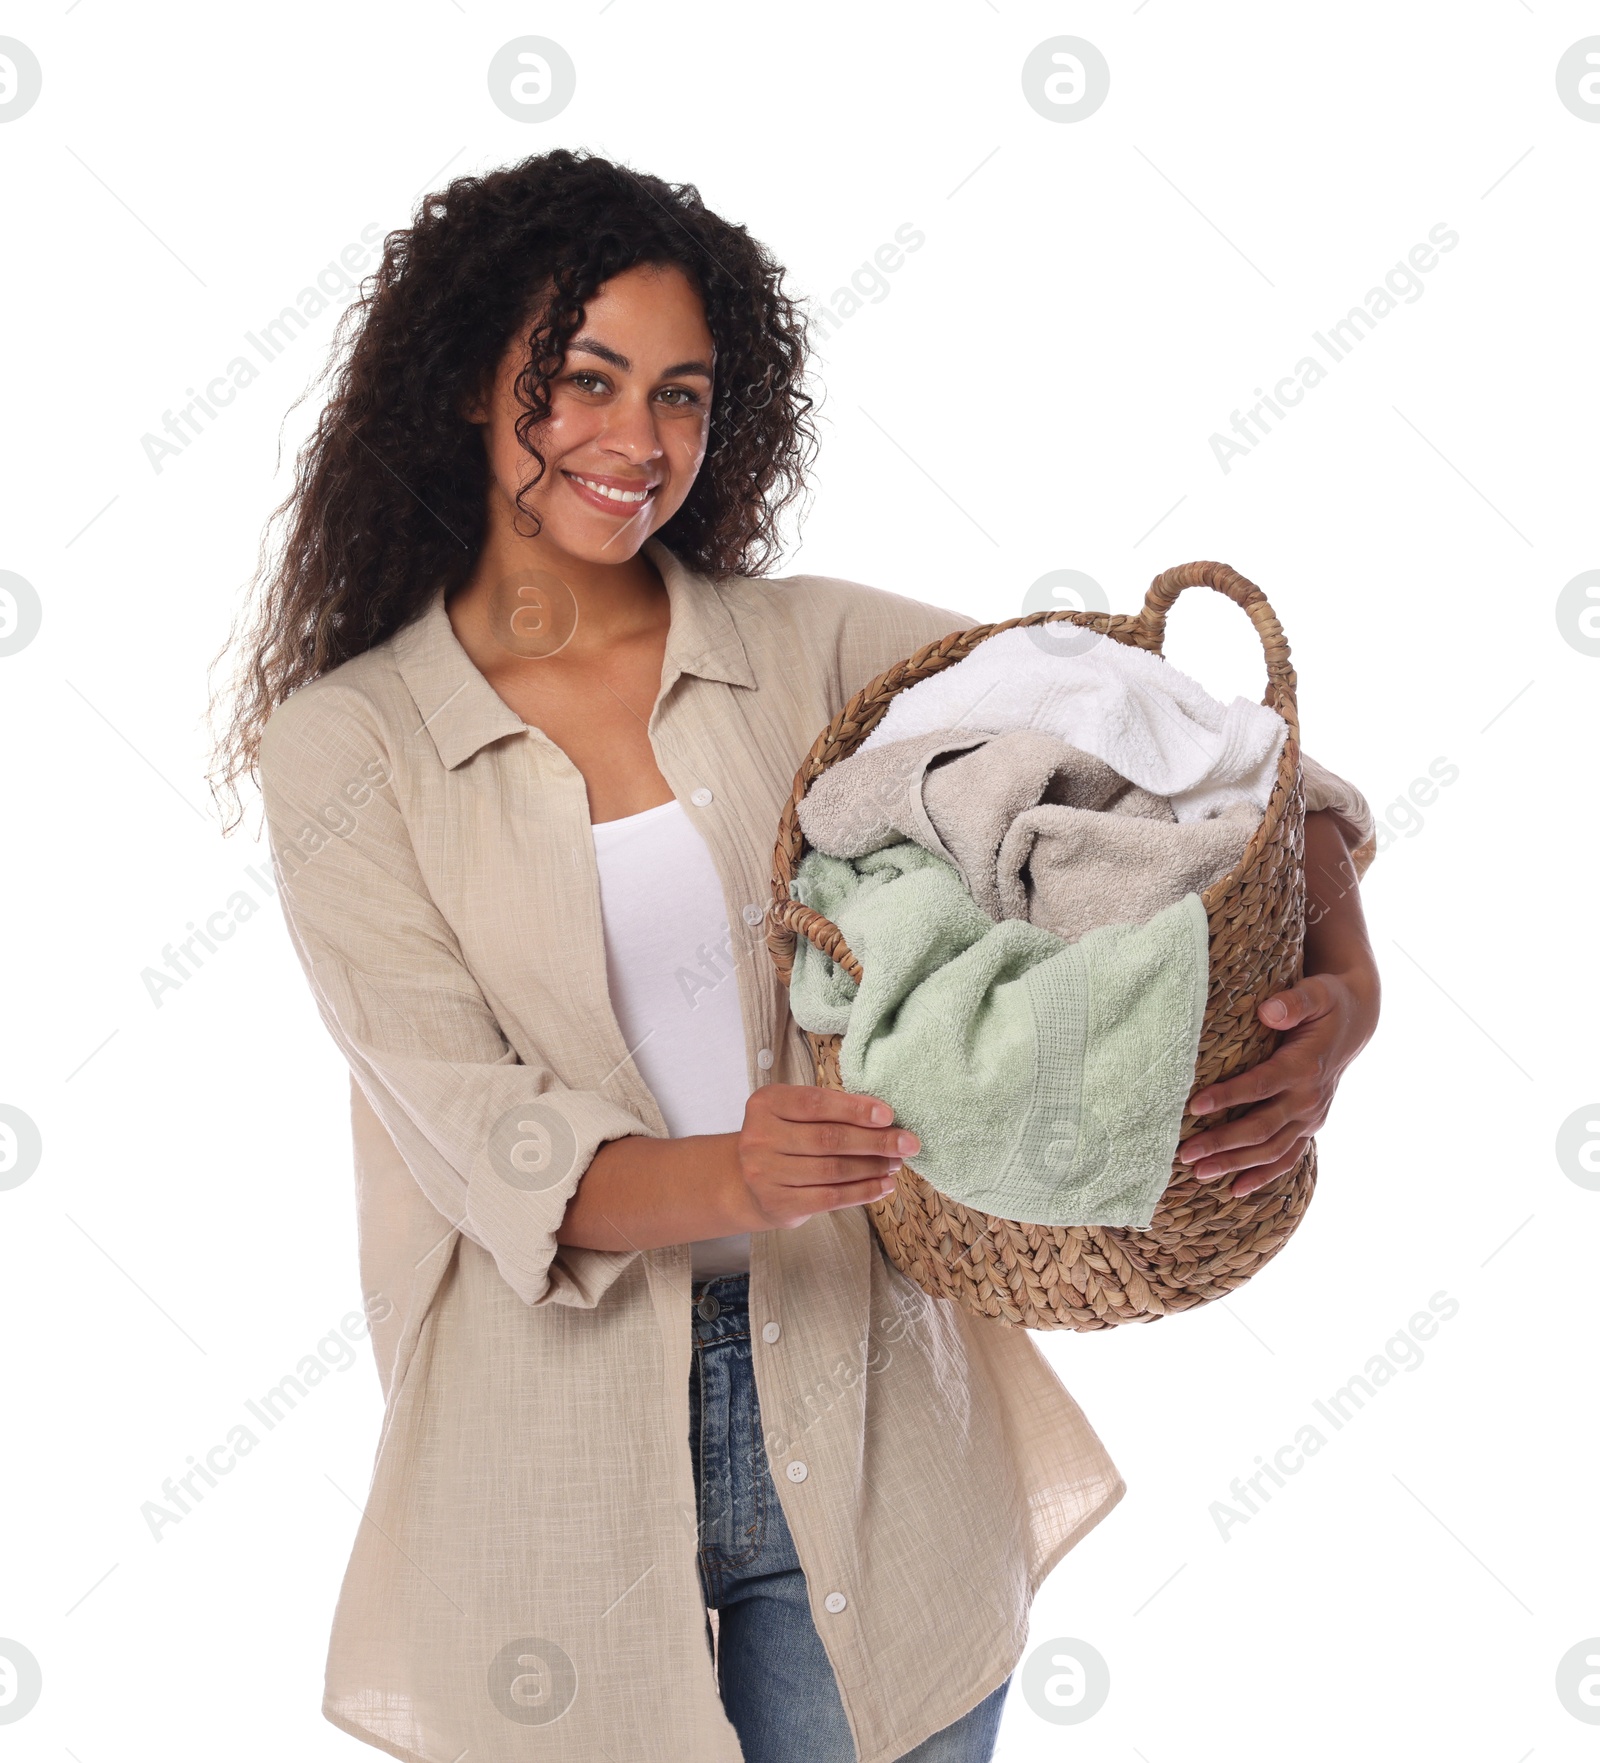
[566,334,714,380]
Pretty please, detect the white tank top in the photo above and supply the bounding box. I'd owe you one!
[589,799,752,1278]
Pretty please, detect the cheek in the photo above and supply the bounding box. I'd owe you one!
[485,424,524,496]
[673,412,711,474]
[488,401,576,497]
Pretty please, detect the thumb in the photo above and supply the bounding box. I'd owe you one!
[1258,980,1324,1030]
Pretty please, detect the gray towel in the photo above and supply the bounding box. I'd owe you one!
[798,728,1257,944]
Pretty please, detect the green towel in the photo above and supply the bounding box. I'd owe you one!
[787,841,1209,1229]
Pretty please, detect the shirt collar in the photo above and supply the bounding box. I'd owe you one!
[392,536,757,771]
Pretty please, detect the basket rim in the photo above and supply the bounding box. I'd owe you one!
[767,566,1302,985]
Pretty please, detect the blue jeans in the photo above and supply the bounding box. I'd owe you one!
[689,1271,1011,1762]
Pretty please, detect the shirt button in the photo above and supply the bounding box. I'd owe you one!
[689,787,714,807]
[785,1460,808,1483]
[756,1048,774,1070]
[762,1321,781,1343]
[742,903,764,927]
[824,1591,848,1614]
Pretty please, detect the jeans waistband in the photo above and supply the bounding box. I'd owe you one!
[689,1270,749,1346]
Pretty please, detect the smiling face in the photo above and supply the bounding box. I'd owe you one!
[469,260,716,568]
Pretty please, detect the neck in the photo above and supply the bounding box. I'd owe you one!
[450,489,670,664]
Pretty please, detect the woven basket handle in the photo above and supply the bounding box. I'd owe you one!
[1132,559,1297,708]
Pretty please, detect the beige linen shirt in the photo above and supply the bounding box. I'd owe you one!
[257,536,1375,1763]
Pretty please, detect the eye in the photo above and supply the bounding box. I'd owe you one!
[568,371,610,394]
[657,386,705,407]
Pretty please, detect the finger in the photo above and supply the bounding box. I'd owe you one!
[1190,1119,1307,1182]
[773,1152,904,1192]
[1180,1096,1298,1164]
[1188,1053,1301,1118]
[1256,978,1332,1032]
[769,1084,900,1130]
[788,1120,921,1162]
[1229,1139,1311,1198]
[787,1169,901,1217]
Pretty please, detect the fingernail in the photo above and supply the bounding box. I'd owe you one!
[896,1132,920,1154]
[884,1160,902,1175]
[870,1103,893,1125]
[1262,1000,1287,1023]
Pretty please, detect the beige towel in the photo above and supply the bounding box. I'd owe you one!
[797,728,1258,944]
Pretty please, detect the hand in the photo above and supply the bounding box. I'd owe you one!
[728,1085,918,1231]
[1178,968,1379,1197]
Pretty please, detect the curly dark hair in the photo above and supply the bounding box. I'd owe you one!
[206,146,819,833]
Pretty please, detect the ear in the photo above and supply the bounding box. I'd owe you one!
[459,351,504,426]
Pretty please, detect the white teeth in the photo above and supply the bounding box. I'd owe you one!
[572,474,650,504]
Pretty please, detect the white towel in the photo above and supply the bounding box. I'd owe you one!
[859,625,1288,823]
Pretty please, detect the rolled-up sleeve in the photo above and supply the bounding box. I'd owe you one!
[258,686,655,1310]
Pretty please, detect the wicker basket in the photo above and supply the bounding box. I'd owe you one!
[766,560,1312,1332]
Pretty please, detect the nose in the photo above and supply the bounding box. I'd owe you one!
[593,390,666,466]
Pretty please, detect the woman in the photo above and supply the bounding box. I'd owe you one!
[211,148,1380,1763]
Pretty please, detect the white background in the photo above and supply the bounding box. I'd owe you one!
[2,3,1597,1759]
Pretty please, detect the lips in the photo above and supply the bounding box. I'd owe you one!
[561,469,659,514]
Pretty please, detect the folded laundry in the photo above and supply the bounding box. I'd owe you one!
[787,840,1209,1229]
[858,624,1289,824]
[798,727,1257,945]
